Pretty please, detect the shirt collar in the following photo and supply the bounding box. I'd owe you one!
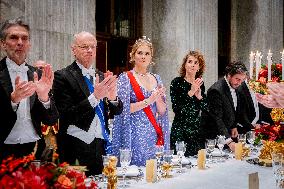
[6,57,29,73]
[224,76,235,92]
[76,61,96,77]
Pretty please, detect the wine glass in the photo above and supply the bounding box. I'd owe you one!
[155,145,164,180]
[216,135,226,161]
[246,131,256,155]
[102,155,110,187]
[205,139,216,164]
[272,152,283,187]
[175,141,186,173]
[238,134,246,146]
[119,149,132,188]
[162,150,174,178]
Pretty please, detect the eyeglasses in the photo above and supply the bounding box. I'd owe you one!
[76,44,97,51]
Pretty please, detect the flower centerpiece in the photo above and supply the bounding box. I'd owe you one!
[0,154,97,189]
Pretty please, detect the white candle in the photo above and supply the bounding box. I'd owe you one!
[249,51,255,79]
[281,50,284,81]
[255,51,261,80]
[267,50,272,81]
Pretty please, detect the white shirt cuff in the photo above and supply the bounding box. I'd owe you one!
[225,138,233,145]
[88,94,99,107]
[39,99,51,109]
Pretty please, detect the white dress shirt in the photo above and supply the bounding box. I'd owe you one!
[5,58,41,144]
[224,76,237,111]
[67,62,104,144]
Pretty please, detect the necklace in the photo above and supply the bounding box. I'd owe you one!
[134,70,147,77]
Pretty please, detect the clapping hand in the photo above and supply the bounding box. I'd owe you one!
[188,78,203,99]
[11,76,36,103]
[94,71,117,100]
[34,64,54,102]
[148,85,166,104]
[255,93,281,108]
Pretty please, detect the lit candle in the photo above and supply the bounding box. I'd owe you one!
[255,51,261,80]
[281,50,284,81]
[249,51,255,79]
[267,50,272,81]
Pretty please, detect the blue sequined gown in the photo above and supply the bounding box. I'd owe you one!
[112,71,170,166]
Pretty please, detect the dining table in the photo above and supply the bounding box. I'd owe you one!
[124,158,274,189]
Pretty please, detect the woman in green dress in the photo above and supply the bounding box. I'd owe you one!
[170,50,207,156]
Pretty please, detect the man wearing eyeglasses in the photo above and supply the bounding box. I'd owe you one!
[201,61,248,151]
[53,31,123,175]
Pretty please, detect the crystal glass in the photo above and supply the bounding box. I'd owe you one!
[238,134,246,146]
[246,131,256,155]
[155,145,164,180]
[119,149,132,188]
[272,152,283,187]
[162,150,174,178]
[205,139,216,164]
[102,155,110,188]
[175,141,186,173]
[216,135,226,161]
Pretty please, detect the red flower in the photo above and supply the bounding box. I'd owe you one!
[258,69,268,78]
[276,63,282,71]
[0,155,97,189]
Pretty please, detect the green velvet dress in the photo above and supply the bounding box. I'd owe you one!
[170,77,208,156]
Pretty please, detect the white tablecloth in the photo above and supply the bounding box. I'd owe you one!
[127,159,274,189]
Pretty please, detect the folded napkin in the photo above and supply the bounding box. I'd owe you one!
[171,156,190,165]
[117,165,140,177]
[211,148,222,157]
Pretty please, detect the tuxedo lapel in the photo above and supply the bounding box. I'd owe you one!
[0,58,13,98]
[221,79,235,110]
[69,62,90,97]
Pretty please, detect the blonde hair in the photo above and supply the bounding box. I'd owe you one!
[129,36,153,64]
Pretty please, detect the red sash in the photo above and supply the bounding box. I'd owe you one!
[127,71,164,145]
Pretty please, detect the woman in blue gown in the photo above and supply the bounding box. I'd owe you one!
[112,37,170,166]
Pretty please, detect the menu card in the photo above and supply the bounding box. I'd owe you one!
[146,159,157,183]
[197,149,206,169]
[235,143,243,160]
[249,172,259,189]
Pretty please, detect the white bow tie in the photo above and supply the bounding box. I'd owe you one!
[9,64,29,73]
[82,68,96,77]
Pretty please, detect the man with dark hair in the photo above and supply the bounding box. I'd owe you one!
[201,61,248,151]
[0,18,58,161]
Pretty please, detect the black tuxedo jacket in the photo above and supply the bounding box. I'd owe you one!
[238,82,273,131]
[0,57,59,159]
[201,78,242,138]
[53,61,123,133]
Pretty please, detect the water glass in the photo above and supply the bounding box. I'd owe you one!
[162,150,174,178]
[238,134,246,146]
[175,141,186,173]
[102,155,110,187]
[246,131,256,154]
[216,135,226,162]
[272,153,283,187]
[206,139,216,163]
[119,149,132,188]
